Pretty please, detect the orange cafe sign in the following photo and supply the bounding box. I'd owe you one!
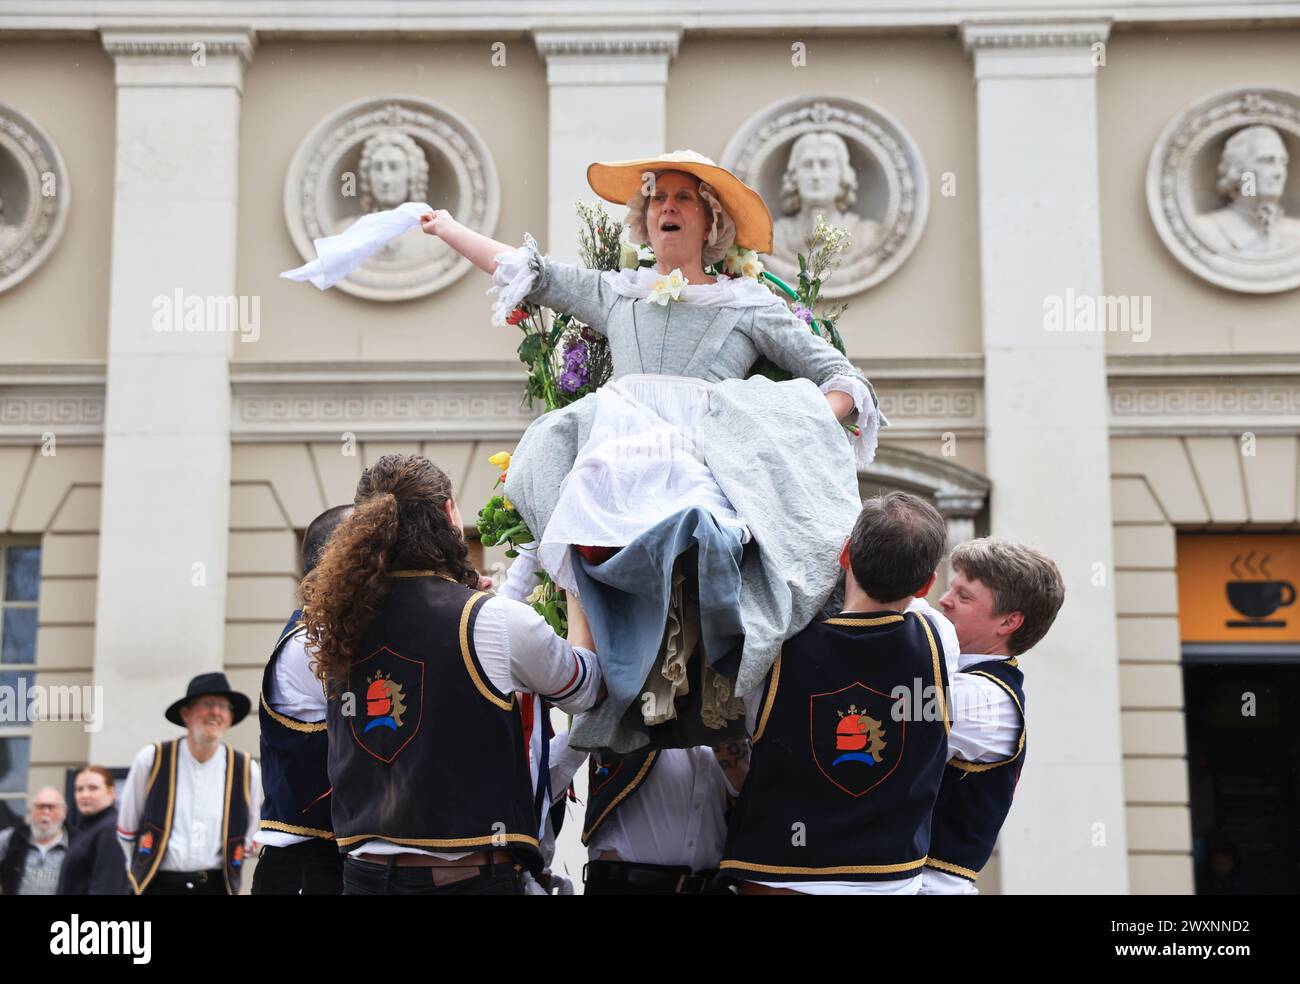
[1178,534,1300,644]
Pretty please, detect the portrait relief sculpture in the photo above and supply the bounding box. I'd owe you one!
[724,96,928,297]
[332,128,440,268]
[1193,124,1300,257]
[285,96,499,302]
[1147,87,1300,293]
[0,100,71,294]
[773,132,880,268]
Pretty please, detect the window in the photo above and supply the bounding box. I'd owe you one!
[0,541,40,829]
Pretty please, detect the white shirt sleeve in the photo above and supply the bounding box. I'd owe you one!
[269,631,327,721]
[947,669,1022,764]
[246,758,263,850]
[547,730,589,806]
[498,550,541,604]
[116,744,156,863]
[471,595,602,713]
[907,596,960,683]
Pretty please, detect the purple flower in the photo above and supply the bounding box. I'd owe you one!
[564,340,588,370]
[558,369,588,394]
[793,305,814,325]
[580,327,601,345]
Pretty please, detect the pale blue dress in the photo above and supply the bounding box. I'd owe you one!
[492,234,883,751]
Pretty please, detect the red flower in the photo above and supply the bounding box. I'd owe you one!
[506,308,529,326]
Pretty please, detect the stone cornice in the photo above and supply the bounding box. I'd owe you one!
[533,28,681,59]
[5,356,1300,444]
[1,3,1297,36]
[960,19,1112,52]
[100,26,257,63]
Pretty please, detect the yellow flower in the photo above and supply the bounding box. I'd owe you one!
[650,268,687,305]
[503,496,515,511]
[723,247,763,279]
[488,451,512,470]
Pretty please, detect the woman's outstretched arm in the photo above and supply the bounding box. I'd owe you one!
[421,205,512,270]
[426,211,619,332]
[420,209,512,274]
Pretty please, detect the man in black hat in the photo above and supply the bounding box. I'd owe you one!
[115,672,259,895]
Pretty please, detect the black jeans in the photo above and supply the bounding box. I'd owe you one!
[252,839,344,895]
[584,859,715,895]
[342,855,523,896]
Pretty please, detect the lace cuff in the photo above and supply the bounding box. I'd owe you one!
[820,373,885,469]
[487,231,546,326]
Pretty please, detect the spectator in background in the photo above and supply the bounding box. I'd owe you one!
[58,766,129,895]
[117,673,261,895]
[0,787,70,895]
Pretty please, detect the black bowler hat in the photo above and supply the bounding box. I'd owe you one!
[165,672,252,727]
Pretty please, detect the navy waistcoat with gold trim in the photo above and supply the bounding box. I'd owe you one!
[721,610,951,883]
[925,657,1026,883]
[259,608,333,841]
[128,738,252,895]
[326,575,541,871]
[581,748,659,846]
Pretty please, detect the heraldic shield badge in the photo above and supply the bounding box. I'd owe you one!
[349,646,424,763]
[810,682,904,797]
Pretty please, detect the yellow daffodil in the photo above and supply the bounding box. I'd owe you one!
[723,246,763,279]
[488,451,512,470]
[650,268,687,305]
[503,496,515,511]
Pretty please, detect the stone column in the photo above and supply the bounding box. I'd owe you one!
[533,30,681,261]
[92,29,254,764]
[961,20,1129,893]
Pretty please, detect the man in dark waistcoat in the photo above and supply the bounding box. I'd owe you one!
[116,673,258,895]
[921,536,1064,894]
[721,491,953,895]
[253,504,353,895]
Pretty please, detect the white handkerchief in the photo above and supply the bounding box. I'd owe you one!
[280,201,434,290]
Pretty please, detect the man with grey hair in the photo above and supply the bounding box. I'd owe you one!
[1194,124,1300,256]
[0,787,71,895]
[921,536,1065,894]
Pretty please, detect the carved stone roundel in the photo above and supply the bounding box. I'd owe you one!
[0,101,71,295]
[284,95,500,302]
[1147,87,1300,294]
[722,95,928,297]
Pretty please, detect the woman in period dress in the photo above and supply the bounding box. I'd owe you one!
[420,150,884,753]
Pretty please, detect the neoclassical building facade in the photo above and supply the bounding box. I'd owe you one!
[2,1,1299,894]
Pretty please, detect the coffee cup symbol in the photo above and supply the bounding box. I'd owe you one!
[1227,580,1295,619]
[1226,551,1295,627]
